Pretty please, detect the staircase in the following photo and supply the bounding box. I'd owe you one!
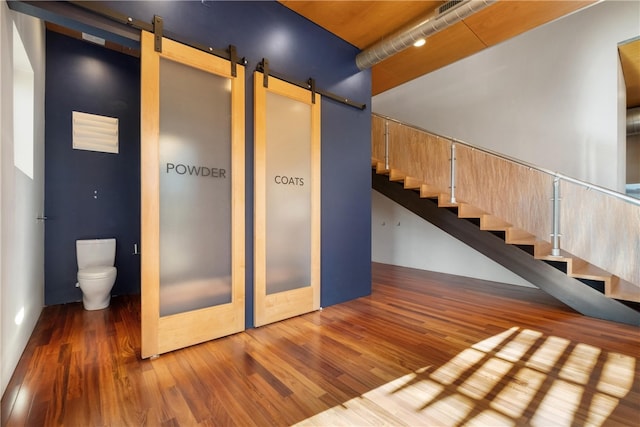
[372,157,640,326]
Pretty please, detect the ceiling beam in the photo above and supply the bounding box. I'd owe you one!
[8,0,140,49]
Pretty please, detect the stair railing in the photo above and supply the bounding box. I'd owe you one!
[450,143,457,204]
[551,177,561,257]
[372,113,640,291]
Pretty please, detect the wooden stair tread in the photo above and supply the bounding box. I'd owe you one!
[570,263,612,279]
[535,247,574,262]
[388,169,406,181]
[437,194,457,207]
[608,292,640,303]
[507,236,539,246]
[534,250,601,280]
[532,248,614,284]
[532,241,557,258]
[403,176,422,190]
[420,184,441,198]
[607,278,640,303]
[458,203,486,218]
[569,262,614,289]
[480,215,511,231]
[506,228,536,244]
[371,158,390,174]
[375,164,390,174]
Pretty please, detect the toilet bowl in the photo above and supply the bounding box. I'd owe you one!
[76,238,117,310]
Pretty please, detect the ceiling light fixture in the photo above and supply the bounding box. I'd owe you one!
[356,0,495,70]
[413,38,426,47]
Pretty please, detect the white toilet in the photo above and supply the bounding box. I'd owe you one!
[76,238,117,310]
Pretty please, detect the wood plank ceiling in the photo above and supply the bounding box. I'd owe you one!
[619,38,640,109]
[280,0,640,107]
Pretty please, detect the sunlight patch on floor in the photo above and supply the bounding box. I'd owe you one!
[598,352,635,397]
[295,327,635,426]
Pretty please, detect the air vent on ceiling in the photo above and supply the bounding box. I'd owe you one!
[439,0,464,15]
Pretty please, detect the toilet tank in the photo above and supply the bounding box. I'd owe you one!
[76,238,116,269]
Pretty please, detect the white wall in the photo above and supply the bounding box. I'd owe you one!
[372,190,534,287]
[373,0,639,192]
[0,1,45,398]
[370,1,638,286]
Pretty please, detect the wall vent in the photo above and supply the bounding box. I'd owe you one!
[72,111,119,154]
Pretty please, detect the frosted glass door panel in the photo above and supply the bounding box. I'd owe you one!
[265,92,311,294]
[159,58,231,316]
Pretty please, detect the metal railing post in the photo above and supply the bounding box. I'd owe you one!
[551,176,561,256]
[450,143,456,204]
[384,121,390,170]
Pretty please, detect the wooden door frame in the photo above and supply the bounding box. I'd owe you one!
[140,31,245,358]
[253,71,321,327]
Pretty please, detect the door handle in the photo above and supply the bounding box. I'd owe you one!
[36,216,48,221]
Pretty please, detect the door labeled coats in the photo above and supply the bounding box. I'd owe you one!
[254,72,321,327]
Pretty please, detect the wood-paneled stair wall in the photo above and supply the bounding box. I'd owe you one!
[371,114,640,325]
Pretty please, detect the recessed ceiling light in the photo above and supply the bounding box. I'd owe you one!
[413,38,426,48]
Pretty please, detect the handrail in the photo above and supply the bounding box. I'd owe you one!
[372,112,640,207]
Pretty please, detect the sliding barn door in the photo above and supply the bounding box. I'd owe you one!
[254,72,321,327]
[140,31,245,358]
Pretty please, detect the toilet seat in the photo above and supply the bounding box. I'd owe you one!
[78,266,117,280]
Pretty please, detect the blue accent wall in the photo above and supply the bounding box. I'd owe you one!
[45,1,372,326]
[44,31,141,305]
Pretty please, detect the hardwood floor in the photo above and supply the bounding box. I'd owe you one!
[2,262,639,426]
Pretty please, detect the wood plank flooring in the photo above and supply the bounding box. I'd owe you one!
[2,262,639,426]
